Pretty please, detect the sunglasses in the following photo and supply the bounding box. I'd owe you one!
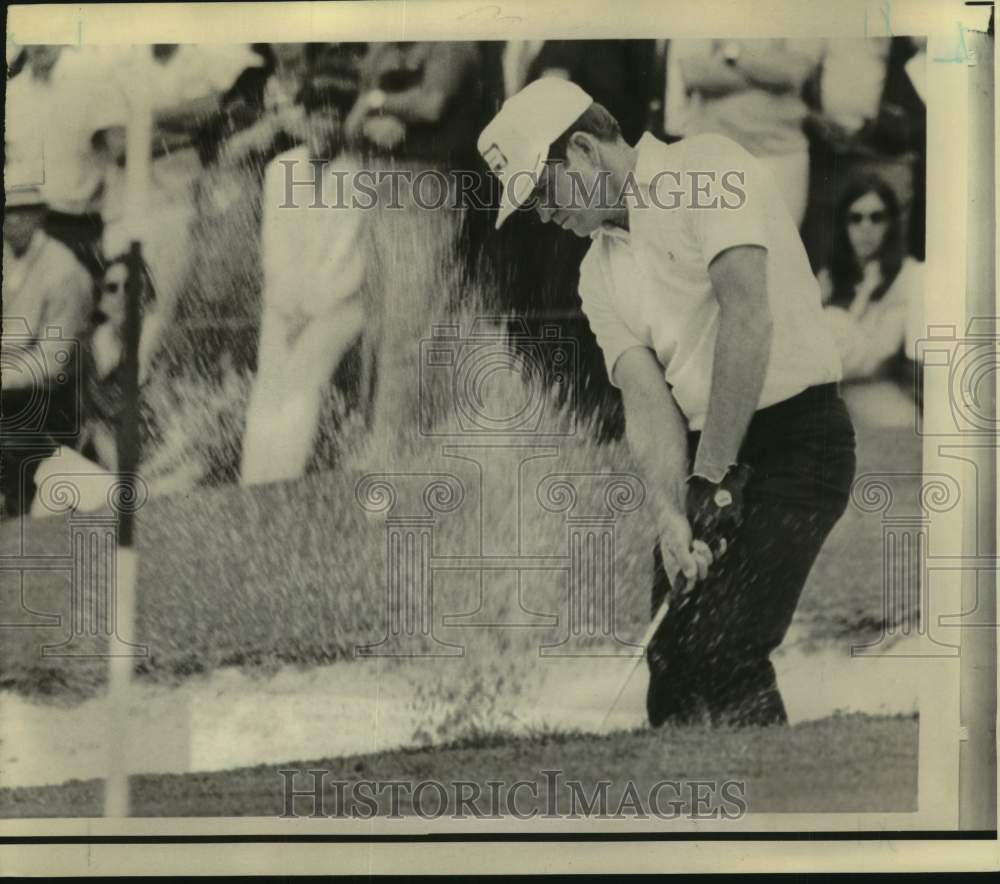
[847,210,888,225]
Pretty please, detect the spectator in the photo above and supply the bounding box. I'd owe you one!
[5,45,127,279]
[345,41,483,168]
[490,41,651,143]
[818,175,923,384]
[500,40,546,100]
[4,47,54,168]
[818,37,892,135]
[345,42,487,445]
[100,44,266,370]
[673,38,824,225]
[190,43,276,167]
[216,43,316,170]
[78,258,159,473]
[1,184,93,517]
[240,76,366,486]
[641,39,689,142]
[800,37,926,269]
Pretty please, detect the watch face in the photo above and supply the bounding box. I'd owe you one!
[714,489,734,508]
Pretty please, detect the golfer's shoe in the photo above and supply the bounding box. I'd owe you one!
[645,654,706,728]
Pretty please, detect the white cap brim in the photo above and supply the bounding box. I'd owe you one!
[479,77,594,231]
[494,151,546,229]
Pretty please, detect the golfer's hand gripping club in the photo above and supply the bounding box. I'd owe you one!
[600,465,753,729]
[685,463,752,562]
[657,509,712,587]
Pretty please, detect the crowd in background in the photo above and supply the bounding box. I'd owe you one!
[2,37,927,516]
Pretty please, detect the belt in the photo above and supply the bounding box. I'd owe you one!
[753,383,841,420]
[686,383,845,453]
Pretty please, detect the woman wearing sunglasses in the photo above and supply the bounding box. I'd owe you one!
[818,174,923,386]
[79,257,159,472]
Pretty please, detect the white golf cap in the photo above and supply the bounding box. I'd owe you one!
[478,77,593,229]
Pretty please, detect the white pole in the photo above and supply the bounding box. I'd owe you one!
[104,47,152,820]
[105,548,139,817]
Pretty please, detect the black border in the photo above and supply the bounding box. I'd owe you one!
[1,830,996,844]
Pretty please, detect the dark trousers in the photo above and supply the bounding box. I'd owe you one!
[646,383,857,728]
[1,382,81,518]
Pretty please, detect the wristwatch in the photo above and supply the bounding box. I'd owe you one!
[685,464,753,555]
[721,41,742,66]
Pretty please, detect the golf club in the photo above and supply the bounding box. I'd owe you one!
[599,570,689,730]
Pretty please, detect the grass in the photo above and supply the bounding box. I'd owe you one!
[0,714,917,817]
[0,412,919,705]
[0,156,923,819]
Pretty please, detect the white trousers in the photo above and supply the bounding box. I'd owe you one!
[240,299,365,486]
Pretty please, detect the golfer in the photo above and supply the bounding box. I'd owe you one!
[478,79,856,727]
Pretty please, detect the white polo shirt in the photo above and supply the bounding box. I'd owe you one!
[578,132,841,430]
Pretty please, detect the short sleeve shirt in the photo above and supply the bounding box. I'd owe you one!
[578,132,842,430]
[2,232,93,367]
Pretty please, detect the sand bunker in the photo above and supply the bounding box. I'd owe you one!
[0,628,923,790]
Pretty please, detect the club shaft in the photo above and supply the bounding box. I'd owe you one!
[599,573,687,729]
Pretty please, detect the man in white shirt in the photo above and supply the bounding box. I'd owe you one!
[478,79,856,727]
[99,43,267,372]
[240,78,366,486]
[2,184,93,516]
[671,38,824,225]
[5,45,128,279]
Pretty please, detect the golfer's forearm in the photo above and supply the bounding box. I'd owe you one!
[694,305,772,481]
[625,390,690,525]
